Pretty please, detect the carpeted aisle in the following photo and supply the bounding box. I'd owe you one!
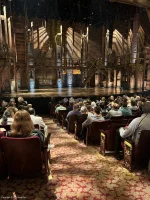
[45,118,150,200]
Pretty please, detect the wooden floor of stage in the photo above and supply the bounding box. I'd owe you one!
[0,87,148,98]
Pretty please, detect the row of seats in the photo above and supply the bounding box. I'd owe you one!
[53,109,150,172]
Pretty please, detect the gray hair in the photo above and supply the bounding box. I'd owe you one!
[80,106,87,113]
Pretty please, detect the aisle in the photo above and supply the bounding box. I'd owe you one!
[45,118,150,200]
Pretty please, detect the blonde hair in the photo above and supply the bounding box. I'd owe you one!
[10,110,34,137]
[18,97,24,103]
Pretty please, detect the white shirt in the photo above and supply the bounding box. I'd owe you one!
[30,115,47,135]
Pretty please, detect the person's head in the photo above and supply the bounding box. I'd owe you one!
[79,102,83,108]
[18,97,24,103]
[131,100,137,106]
[87,99,91,105]
[59,101,64,106]
[27,104,32,109]
[1,100,8,107]
[100,102,105,109]
[86,105,92,112]
[9,98,16,107]
[122,101,127,107]
[80,106,87,114]
[101,97,105,102]
[28,108,35,115]
[10,110,34,136]
[94,106,101,115]
[109,96,114,101]
[91,101,96,109]
[73,104,79,111]
[113,103,119,110]
[142,102,150,113]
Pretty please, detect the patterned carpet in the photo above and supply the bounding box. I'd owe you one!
[45,118,150,200]
[0,118,150,200]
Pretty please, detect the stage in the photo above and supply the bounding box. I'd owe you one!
[0,87,149,115]
[0,87,148,98]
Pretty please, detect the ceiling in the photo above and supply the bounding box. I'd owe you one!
[110,0,150,8]
[7,0,140,27]
[110,0,150,20]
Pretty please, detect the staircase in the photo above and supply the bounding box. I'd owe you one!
[14,16,27,89]
[82,59,110,87]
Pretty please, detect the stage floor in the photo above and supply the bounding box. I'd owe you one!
[0,87,147,98]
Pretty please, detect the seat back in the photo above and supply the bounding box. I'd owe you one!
[68,114,78,133]
[0,143,6,179]
[110,116,125,124]
[0,136,42,177]
[106,123,126,151]
[75,114,87,138]
[58,110,68,124]
[87,120,110,145]
[134,130,150,168]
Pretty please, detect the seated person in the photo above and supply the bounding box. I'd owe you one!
[66,104,80,121]
[119,101,132,116]
[0,100,8,116]
[7,110,44,147]
[128,100,139,111]
[87,105,94,117]
[8,98,18,112]
[115,101,150,160]
[28,108,48,136]
[108,103,122,117]
[1,106,16,125]
[78,106,88,117]
[17,97,28,108]
[81,106,105,142]
[55,101,66,114]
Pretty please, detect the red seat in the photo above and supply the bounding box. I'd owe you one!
[58,110,68,128]
[124,130,150,171]
[100,123,126,155]
[75,114,87,139]
[67,114,78,133]
[86,120,110,145]
[0,143,6,179]
[0,136,49,178]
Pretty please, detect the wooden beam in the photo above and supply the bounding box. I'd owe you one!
[3,4,8,44]
[8,17,12,49]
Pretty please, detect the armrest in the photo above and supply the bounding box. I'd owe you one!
[44,132,51,147]
[87,124,92,135]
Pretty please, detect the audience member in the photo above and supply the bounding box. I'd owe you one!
[119,101,132,116]
[108,103,122,117]
[28,108,48,136]
[8,110,44,146]
[66,104,80,120]
[1,106,16,125]
[81,106,104,143]
[55,101,66,114]
[115,101,150,160]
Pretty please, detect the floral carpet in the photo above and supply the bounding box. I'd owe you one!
[0,118,150,200]
[45,118,150,200]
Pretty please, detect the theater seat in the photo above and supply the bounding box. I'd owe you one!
[124,130,150,171]
[100,123,126,156]
[75,114,87,139]
[86,120,110,145]
[0,144,6,179]
[67,115,78,134]
[0,136,49,178]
